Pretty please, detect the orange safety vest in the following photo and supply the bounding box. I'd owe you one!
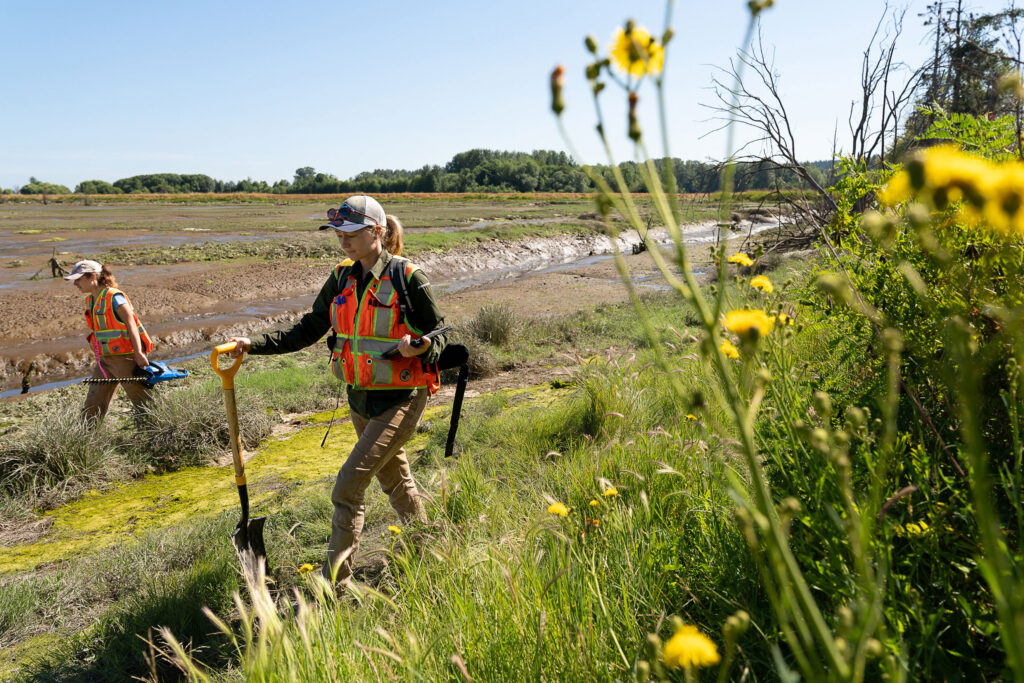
[329,257,439,393]
[84,287,154,356]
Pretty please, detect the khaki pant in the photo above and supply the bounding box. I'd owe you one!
[82,354,151,422]
[323,389,428,585]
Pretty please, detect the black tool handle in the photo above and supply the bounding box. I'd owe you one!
[381,324,453,359]
[445,362,470,458]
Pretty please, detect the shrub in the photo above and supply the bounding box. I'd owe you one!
[134,383,274,468]
[0,404,127,506]
[464,304,520,347]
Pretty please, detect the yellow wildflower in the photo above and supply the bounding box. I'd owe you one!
[685,414,698,421]
[878,170,912,207]
[719,339,740,359]
[298,563,314,575]
[749,275,774,293]
[548,502,569,517]
[723,309,775,339]
[727,252,754,267]
[609,25,664,77]
[602,487,618,497]
[589,499,599,507]
[775,313,794,326]
[663,624,721,669]
[388,525,402,534]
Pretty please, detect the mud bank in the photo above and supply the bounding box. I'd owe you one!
[0,219,781,396]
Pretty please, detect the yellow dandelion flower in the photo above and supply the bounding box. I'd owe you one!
[775,313,794,326]
[298,563,314,575]
[727,252,754,267]
[878,170,912,207]
[723,309,775,339]
[663,624,721,669]
[548,502,569,517]
[981,163,1024,234]
[685,414,698,421]
[749,275,774,293]
[589,499,600,507]
[609,25,664,77]
[388,525,402,534]
[602,487,618,497]
[719,339,740,359]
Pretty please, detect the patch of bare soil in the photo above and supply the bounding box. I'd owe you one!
[0,516,54,548]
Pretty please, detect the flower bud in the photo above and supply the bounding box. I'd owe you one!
[662,28,674,45]
[844,406,866,431]
[810,428,829,452]
[815,272,854,305]
[585,35,598,54]
[837,605,854,630]
[862,210,897,248]
[865,638,884,659]
[635,660,650,681]
[813,391,832,419]
[550,65,565,115]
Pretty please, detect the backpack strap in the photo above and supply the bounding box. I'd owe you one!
[386,256,417,321]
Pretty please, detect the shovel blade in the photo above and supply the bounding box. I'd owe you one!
[231,516,269,580]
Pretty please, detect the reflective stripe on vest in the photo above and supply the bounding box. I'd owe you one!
[84,287,154,356]
[328,257,439,392]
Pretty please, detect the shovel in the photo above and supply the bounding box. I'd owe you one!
[212,342,268,578]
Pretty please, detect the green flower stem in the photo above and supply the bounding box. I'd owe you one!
[950,332,1024,681]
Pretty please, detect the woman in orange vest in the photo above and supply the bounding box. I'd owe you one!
[66,260,154,422]
[227,195,448,587]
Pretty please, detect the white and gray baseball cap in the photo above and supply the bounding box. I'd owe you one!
[319,195,386,232]
[64,260,102,280]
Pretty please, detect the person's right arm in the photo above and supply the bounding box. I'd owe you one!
[227,272,337,357]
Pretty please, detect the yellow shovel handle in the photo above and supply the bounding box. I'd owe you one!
[211,342,244,390]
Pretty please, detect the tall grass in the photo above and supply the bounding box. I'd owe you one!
[136,382,274,467]
[0,404,127,508]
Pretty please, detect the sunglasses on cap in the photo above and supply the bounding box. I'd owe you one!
[327,203,379,226]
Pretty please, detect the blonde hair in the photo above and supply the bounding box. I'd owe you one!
[381,214,404,256]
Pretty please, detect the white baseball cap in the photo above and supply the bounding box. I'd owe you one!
[319,195,386,232]
[64,260,102,280]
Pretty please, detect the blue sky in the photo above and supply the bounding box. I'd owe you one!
[0,1,1013,189]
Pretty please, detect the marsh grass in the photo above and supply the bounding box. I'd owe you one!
[464,303,521,347]
[0,404,129,508]
[135,382,274,467]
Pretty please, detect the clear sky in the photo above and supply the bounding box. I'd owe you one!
[0,0,1012,190]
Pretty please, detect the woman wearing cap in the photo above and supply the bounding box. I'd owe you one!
[66,260,154,422]
[227,195,447,587]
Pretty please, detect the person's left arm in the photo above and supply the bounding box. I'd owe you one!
[115,299,150,368]
[397,269,447,363]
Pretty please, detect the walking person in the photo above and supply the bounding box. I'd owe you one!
[227,195,447,587]
[66,260,154,422]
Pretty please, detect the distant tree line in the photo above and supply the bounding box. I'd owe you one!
[4,149,830,196]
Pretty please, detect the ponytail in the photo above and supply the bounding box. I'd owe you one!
[97,265,118,289]
[382,215,404,256]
